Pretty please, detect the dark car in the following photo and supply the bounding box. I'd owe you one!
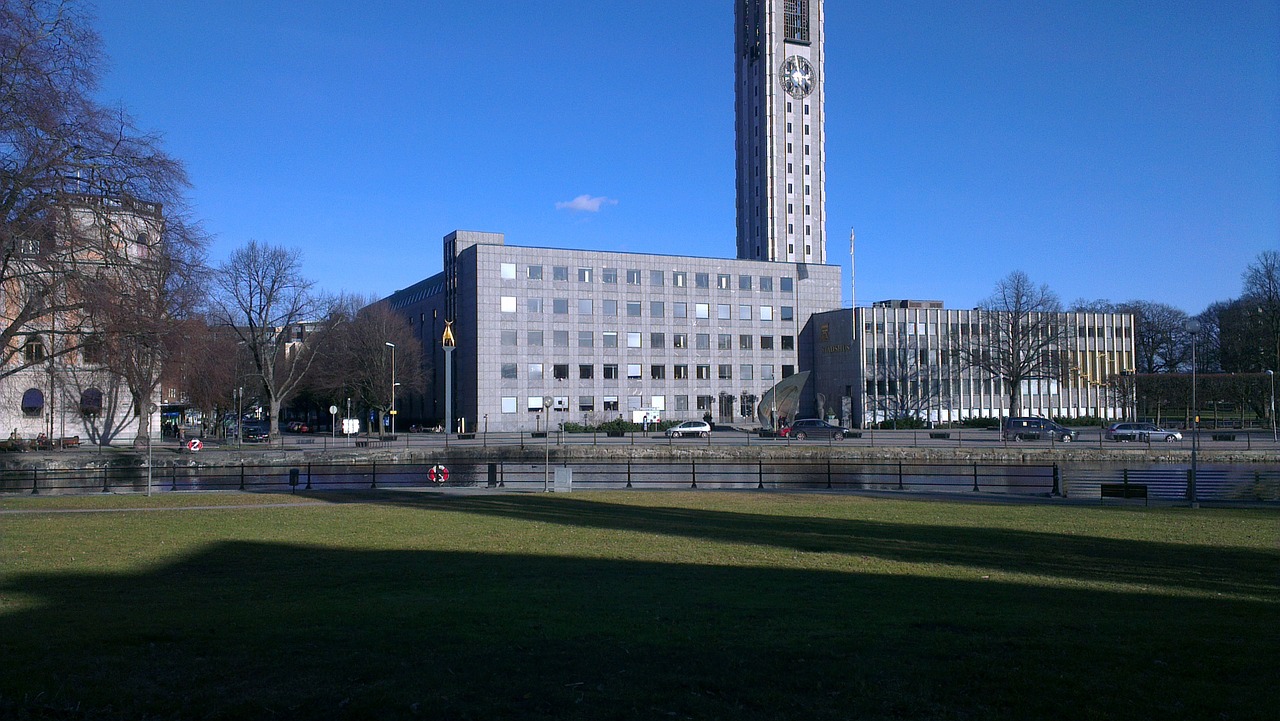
[1001,417,1075,442]
[779,418,853,440]
[1105,422,1182,442]
[242,421,270,443]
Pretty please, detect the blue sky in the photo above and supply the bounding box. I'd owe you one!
[94,1,1278,313]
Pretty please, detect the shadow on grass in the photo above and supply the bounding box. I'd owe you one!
[3,499,1279,719]
[320,491,1280,600]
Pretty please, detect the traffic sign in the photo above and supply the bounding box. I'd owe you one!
[186,439,203,452]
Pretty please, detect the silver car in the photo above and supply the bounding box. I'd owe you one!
[665,420,711,438]
[1105,422,1182,442]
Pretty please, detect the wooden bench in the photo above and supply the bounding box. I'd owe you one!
[1211,433,1237,442]
[1100,482,1148,506]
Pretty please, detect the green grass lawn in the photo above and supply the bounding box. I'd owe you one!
[1,491,1277,720]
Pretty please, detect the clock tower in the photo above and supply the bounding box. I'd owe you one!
[735,0,826,265]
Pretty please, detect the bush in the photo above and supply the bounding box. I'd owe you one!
[1052,415,1110,427]
[870,416,928,430]
[959,417,1001,429]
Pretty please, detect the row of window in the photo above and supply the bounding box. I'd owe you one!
[500,263,795,293]
[863,321,1132,339]
[501,297,796,322]
[18,387,104,416]
[497,330,796,351]
[500,362,797,383]
[501,393,759,414]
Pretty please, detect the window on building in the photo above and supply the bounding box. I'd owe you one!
[528,397,544,412]
[603,299,618,316]
[553,298,569,314]
[502,397,518,413]
[500,262,516,279]
[579,396,594,412]
[651,365,665,380]
[673,271,687,287]
[717,274,731,290]
[529,363,543,380]
[650,301,664,317]
[578,298,593,315]
[578,267,592,283]
[23,336,44,363]
[761,364,775,381]
[627,332,642,348]
[79,388,103,416]
[501,363,517,379]
[553,330,569,347]
[696,365,711,380]
[603,331,618,348]
[626,269,642,285]
[759,276,773,292]
[528,330,543,346]
[602,267,618,284]
[501,330,517,346]
[553,266,569,281]
[674,364,689,380]
[578,331,593,348]
[675,395,689,411]
[760,335,774,350]
[696,395,714,411]
[780,277,794,293]
[604,396,619,411]
[527,298,543,313]
[782,365,795,378]
[696,333,710,350]
[553,364,569,380]
[695,273,710,289]
[527,265,543,280]
[760,305,774,322]
[695,303,710,319]
[650,332,665,348]
[579,364,593,379]
[673,333,688,349]
[740,364,754,381]
[739,275,752,291]
[650,270,664,286]
[739,334,753,350]
[717,364,732,380]
[781,306,794,321]
[739,305,752,320]
[718,334,732,350]
[603,364,619,380]
[627,364,642,379]
[718,304,731,320]
[781,335,795,350]
[674,302,687,318]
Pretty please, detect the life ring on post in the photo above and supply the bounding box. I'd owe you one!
[428,464,449,483]
[186,439,203,452]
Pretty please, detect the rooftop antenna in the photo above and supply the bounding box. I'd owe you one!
[849,227,856,308]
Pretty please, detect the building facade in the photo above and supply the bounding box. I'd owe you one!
[811,302,1137,427]
[735,0,826,264]
[385,231,842,433]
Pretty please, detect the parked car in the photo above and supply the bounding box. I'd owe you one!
[779,418,853,440]
[1105,422,1182,442]
[286,421,310,433]
[242,421,270,443]
[1001,417,1075,442]
[665,420,712,438]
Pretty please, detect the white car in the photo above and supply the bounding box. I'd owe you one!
[665,420,711,438]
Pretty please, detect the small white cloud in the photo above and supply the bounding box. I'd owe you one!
[555,194,618,213]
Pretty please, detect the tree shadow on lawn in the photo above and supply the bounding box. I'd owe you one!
[2,515,1277,719]
[322,491,1280,601]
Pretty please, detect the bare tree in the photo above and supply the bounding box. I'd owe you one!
[308,298,423,434]
[1071,299,1191,373]
[208,241,333,437]
[867,329,945,426]
[1242,250,1280,373]
[964,271,1068,417]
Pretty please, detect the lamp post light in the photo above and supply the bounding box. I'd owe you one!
[384,342,396,437]
[543,396,553,492]
[442,321,456,435]
[1184,319,1201,507]
[1268,369,1276,442]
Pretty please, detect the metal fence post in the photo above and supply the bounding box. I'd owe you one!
[897,461,904,491]
[691,460,697,488]
[827,458,832,489]
[626,459,632,488]
[305,463,313,490]
[972,463,980,492]
[758,459,764,489]
[370,461,377,489]
[102,467,109,493]
[1052,463,1061,496]
[170,465,177,492]
[239,464,246,491]
[30,468,38,495]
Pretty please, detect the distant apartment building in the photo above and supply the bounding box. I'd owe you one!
[383,231,842,433]
[0,195,163,445]
[811,301,1136,427]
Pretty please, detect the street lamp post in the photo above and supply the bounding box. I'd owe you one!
[543,396,553,492]
[384,342,396,436]
[1184,319,1200,507]
[1268,369,1276,442]
[442,321,456,435]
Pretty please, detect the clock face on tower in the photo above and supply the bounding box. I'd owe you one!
[780,55,814,99]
